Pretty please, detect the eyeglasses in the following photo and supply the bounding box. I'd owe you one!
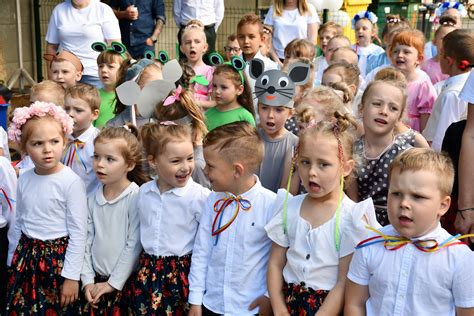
[224,46,241,53]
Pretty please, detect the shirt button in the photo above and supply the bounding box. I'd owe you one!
[306,254,310,260]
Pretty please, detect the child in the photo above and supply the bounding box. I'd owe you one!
[345,148,474,315]
[316,35,352,86]
[0,126,9,161]
[352,11,384,77]
[314,21,343,84]
[224,33,241,61]
[81,127,148,315]
[63,83,100,195]
[188,122,276,315]
[391,29,437,132]
[30,80,66,107]
[205,62,255,131]
[132,123,210,314]
[266,111,379,315]
[283,38,316,61]
[6,101,87,314]
[48,50,84,89]
[423,29,474,152]
[181,23,215,110]
[330,46,359,65]
[155,86,210,188]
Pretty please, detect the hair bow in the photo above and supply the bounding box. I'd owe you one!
[435,1,467,17]
[190,75,209,86]
[458,60,472,71]
[163,85,184,106]
[352,11,378,29]
[159,121,178,126]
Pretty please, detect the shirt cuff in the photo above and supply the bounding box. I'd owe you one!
[61,269,80,281]
[347,272,369,286]
[108,276,124,291]
[81,277,95,290]
[188,290,204,305]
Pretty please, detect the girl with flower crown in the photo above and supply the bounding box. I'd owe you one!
[5,101,88,315]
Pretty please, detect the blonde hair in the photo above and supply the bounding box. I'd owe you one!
[30,80,66,107]
[360,79,407,119]
[65,83,100,111]
[141,123,193,159]
[284,39,316,60]
[323,61,360,104]
[319,21,344,36]
[389,148,454,196]
[273,0,312,17]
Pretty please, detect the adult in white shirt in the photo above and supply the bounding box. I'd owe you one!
[45,0,121,88]
[264,0,320,66]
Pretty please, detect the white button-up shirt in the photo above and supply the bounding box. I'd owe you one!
[173,0,224,29]
[188,178,277,315]
[137,178,210,257]
[348,224,474,316]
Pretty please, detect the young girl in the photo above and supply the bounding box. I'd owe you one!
[352,11,384,77]
[81,126,149,315]
[322,61,361,114]
[180,23,215,110]
[314,22,343,85]
[155,86,210,188]
[6,101,87,314]
[266,111,379,315]
[205,63,255,132]
[131,123,210,314]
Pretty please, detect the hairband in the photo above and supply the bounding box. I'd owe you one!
[435,1,467,17]
[209,52,246,84]
[43,50,84,71]
[352,11,378,29]
[458,60,473,71]
[387,17,400,23]
[91,41,128,60]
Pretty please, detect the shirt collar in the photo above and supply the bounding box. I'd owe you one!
[144,177,195,197]
[68,124,97,142]
[443,72,470,89]
[95,182,138,206]
[390,222,445,242]
[222,175,262,199]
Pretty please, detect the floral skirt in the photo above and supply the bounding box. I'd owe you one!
[284,282,329,315]
[131,252,191,315]
[82,274,134,316]
[6,233,82,315]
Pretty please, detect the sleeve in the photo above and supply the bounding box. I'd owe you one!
[7,178,22,266]
[452,249,474,308]
[193,186,211,223]
[242,110,256,127]
[188,195,215,305]
[459,70,474,104]
[307,4,320,24]
[81,197,97,288]
[61,178,88,281]
[173,0,182,28]
[264,6,274,26]
[153,0,166,23]
[45,5,60,44]
[101,4,122,40]
[214,0,224,30]
[108,191,143,290]
[347,247,371,286]
[417,81,437,114]
[264,189,291,247]
[2,161,18,266]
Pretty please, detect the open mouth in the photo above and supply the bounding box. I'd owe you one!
[96,171,106,177]
[266,122,275,128]
[308,181,321,193]
[176,173,190,182]
[399,215,413,226]
[374,118,387,125]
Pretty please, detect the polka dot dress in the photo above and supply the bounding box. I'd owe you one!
[285,116,299,136]
[354,130,416,226]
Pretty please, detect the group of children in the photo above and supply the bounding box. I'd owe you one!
[0,2,473,315]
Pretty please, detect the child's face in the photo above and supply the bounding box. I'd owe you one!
[391,43,421,75]
[151,139,195,192]
[237,23,263,59]
[181,30,208,64]
[298,134,353,200]
[258,104,292,139]
[387,168,450,238]
[322,68,344,87]
[64,95,99,137]
[361,82,403,136]
[93,138,134,186]
[225,39,241,61]
[331,50,358,65]
[320,30,337,54]
[212,74,243,107]
[24,118,65,175]
[355,19,374,47]
[326,39,348,62]
[99,62,121,88]
[203,144,235,192]
[51,61,82,89]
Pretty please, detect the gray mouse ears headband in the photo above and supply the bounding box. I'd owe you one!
[248,58,311,108]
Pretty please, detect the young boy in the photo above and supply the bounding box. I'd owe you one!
[188,122,276,315]
[63,83,100,195]
[423,29,474,151]
[315,22,343,84]
[345,148,474,316]
[224,33,241,61]
[49,50,83,89]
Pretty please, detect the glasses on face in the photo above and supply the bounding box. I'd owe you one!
[224,46,241,53]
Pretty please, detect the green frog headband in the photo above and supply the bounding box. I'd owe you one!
[144,49,170,64]
[91,41,128,60]
[209,52,246,84]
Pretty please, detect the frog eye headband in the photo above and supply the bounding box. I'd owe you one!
[209,52,246,84]
[435,2,467,17]
[144,49,170,64]
[352,11,378,29]
[91,41,128,60]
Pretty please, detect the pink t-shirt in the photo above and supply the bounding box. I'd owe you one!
[421,58,449,85]
[407,78,438,132]
[193,64,214,102]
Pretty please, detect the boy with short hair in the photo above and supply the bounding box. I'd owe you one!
[63,83,100,195]
[49,50,84,89]
[345,148,474,316]
[188,121,276,315]
[423,29,474,151]
[224,33,241,61]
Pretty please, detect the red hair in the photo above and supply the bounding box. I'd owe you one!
[389,30,425,60]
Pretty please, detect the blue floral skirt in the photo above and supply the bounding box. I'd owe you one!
[284,282,329,315]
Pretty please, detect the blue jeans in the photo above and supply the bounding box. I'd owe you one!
[128,43,155,60]
[80,75,103,89]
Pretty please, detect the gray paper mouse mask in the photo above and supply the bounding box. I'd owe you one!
[249,59,311,108]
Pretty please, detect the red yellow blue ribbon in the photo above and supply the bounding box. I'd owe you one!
[62,139,86,171]
[212,195,251,245]
[0,188,15,211]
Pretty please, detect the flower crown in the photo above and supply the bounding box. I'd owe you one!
[352,11,378,29]
[435,1,467,17]
[8,101,74,143]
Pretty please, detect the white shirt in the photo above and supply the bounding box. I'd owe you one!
[348,224,474,316]
[9,167,88,280]
[16,155,35,176]
[0,126,10,160]
[352,43,384,77]
[62,124,100,195]
[265,191,379,291]
[423,72,469,151]
[0,157,17,265]
[137,178,210,257]
[81,182,141,291]
[314,57,328,86]
[45,0,121,77]
[459,69,474,103]
[173,0,224,30]
[188,178,277,314]
[264,5,320,59]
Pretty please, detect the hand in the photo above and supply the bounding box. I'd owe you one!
[125,5,139,20]
[455,210,474,243]
[248,295,273,316]
[83,283,98,309]
[60,278,79,307]
[145,37,154,46]
[91,282,115,304]
[188,304,202,316]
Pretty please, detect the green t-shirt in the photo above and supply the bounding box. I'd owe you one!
[94,89,117,128]
[205,106,256,132]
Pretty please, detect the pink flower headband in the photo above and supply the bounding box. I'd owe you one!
[8,101,74,143]
[163,85,184,106]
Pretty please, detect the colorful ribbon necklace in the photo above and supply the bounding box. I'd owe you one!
[356,226,474,253]
[212,195,252,245]
[0,188,15,211]
[62,139,86,171]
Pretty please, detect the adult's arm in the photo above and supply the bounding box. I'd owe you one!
[145,0,166,45]
[307,23,318,45]
[102,3,122,43]
[214,0,224,30]
[173,0,182,28]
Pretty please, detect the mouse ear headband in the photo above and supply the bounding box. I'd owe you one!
[91,41,128,60]
[209,52,246,84]
[352,11,378,29]
[435,1,467,17]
